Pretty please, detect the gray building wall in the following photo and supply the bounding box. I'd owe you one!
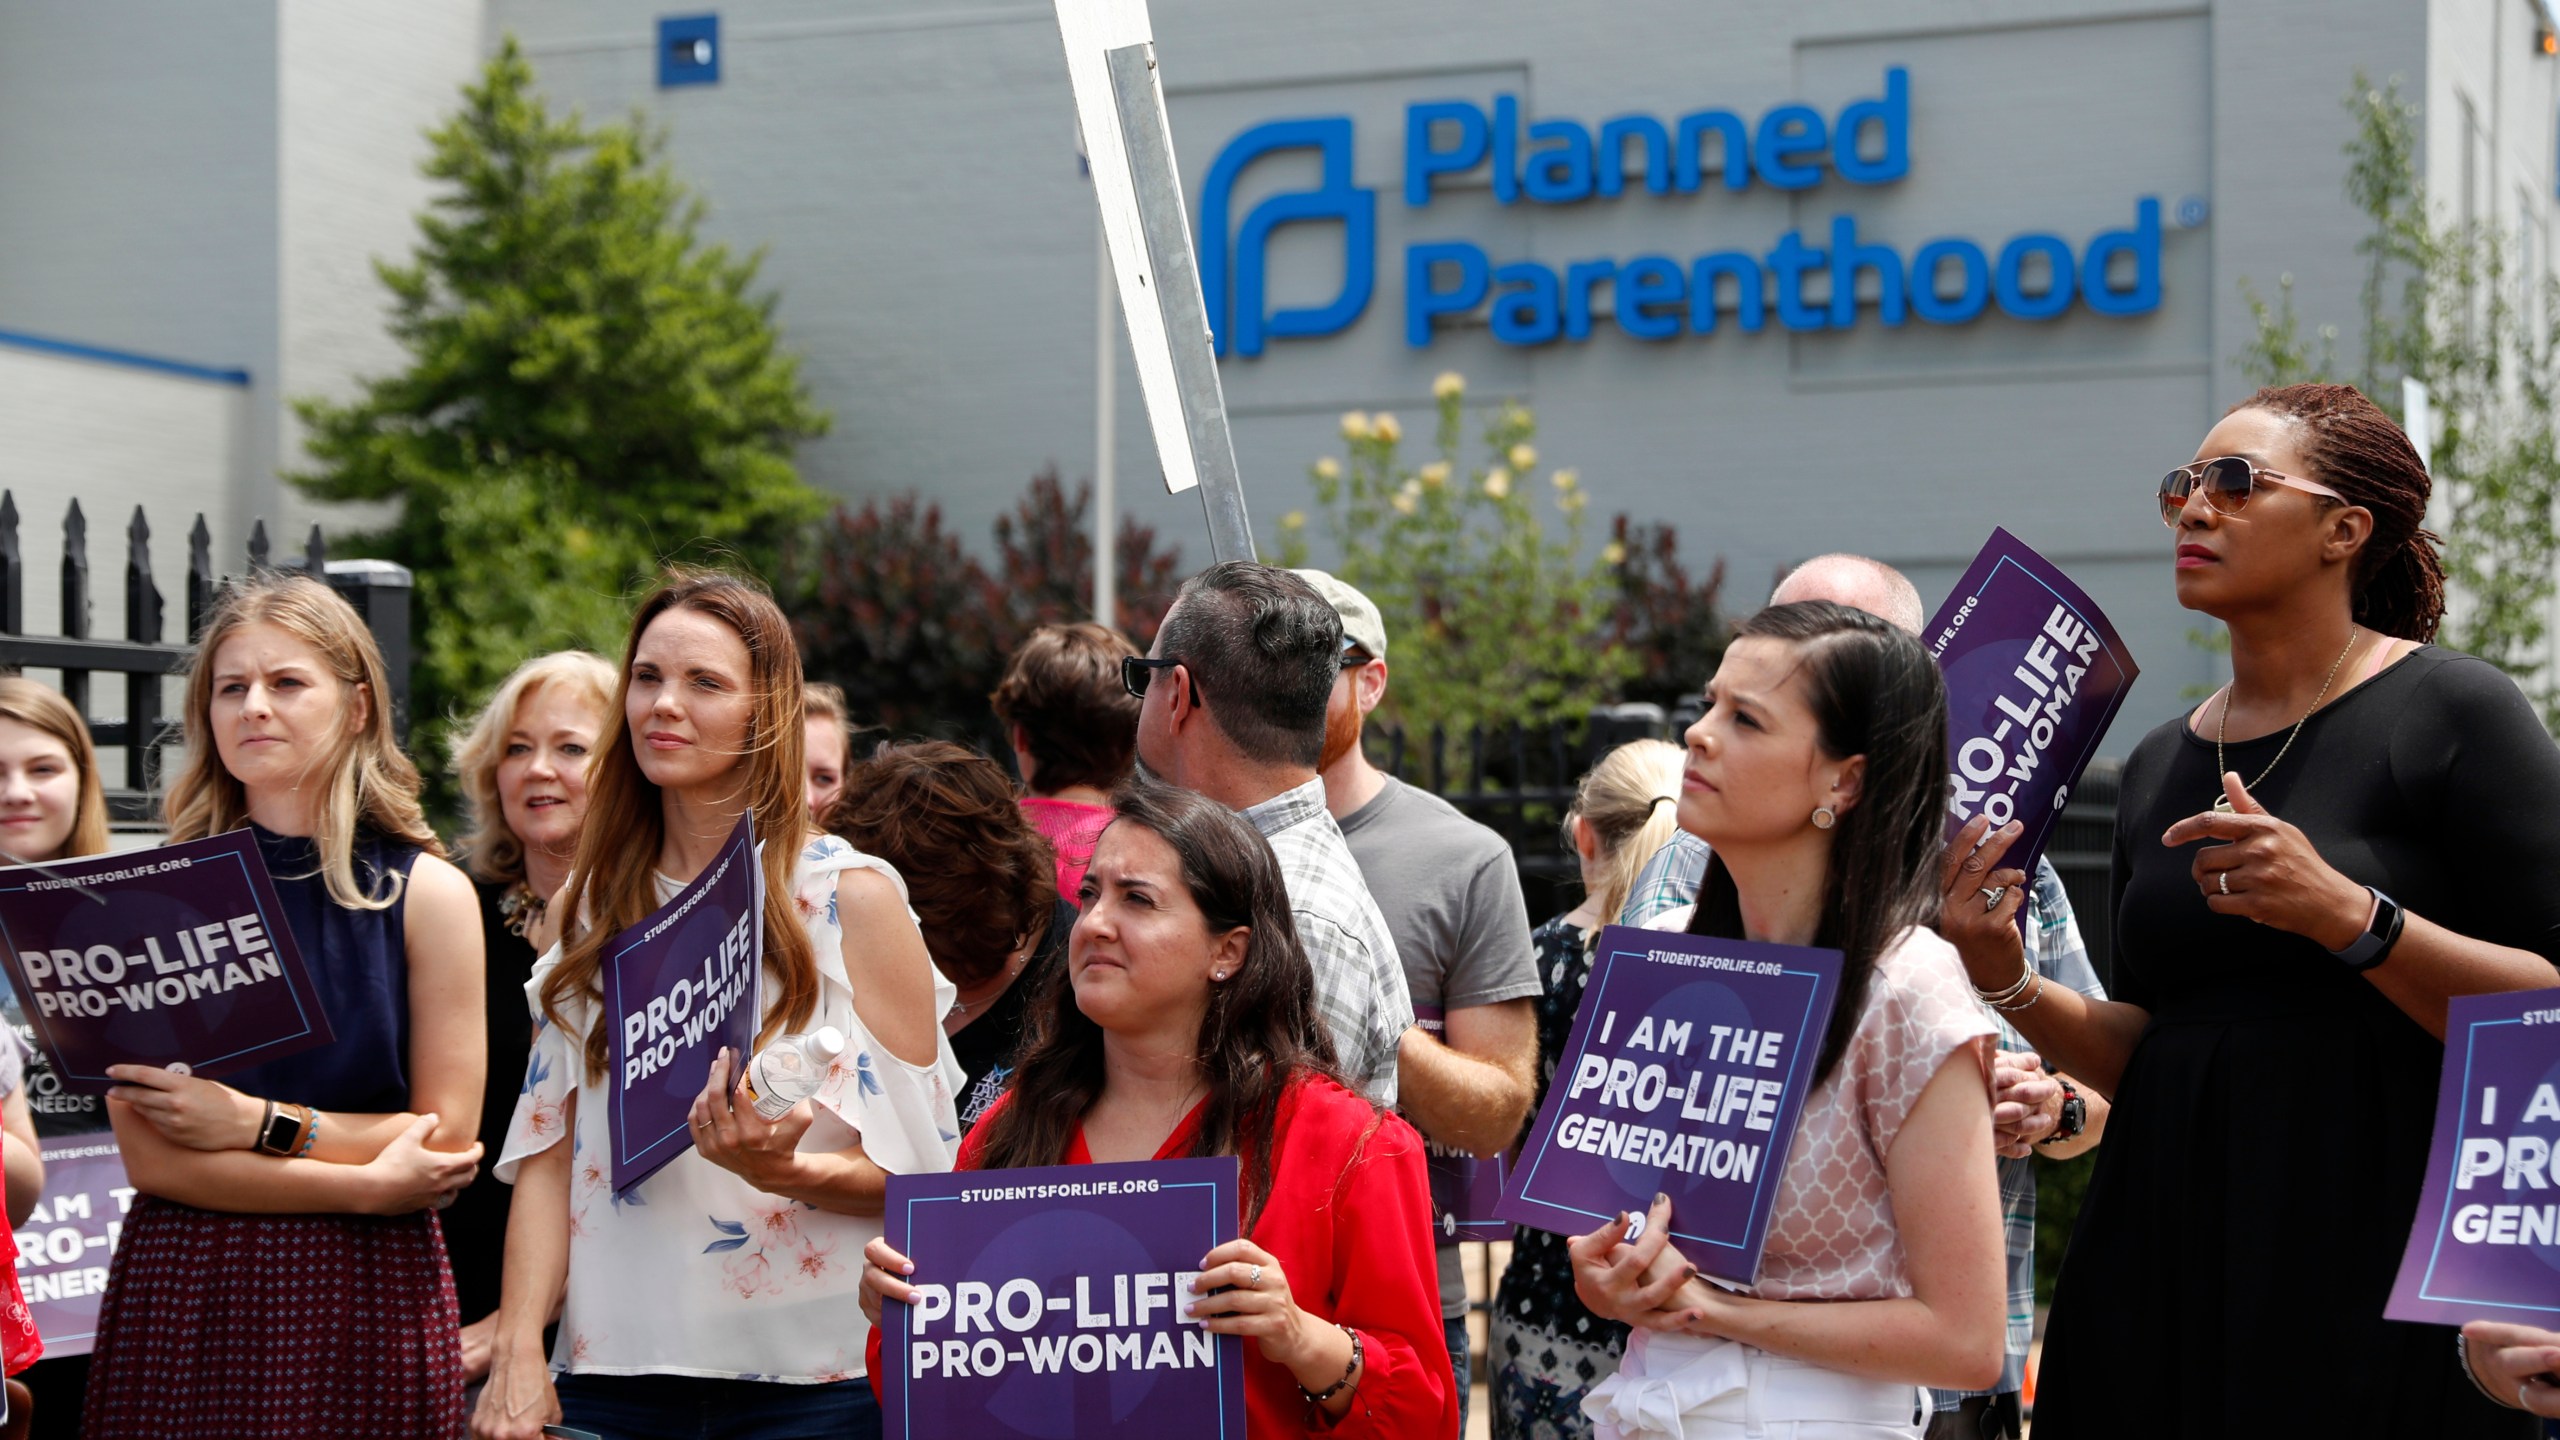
[1,0,2550,755]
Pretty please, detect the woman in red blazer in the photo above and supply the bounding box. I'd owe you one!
[862,781,1453,1439]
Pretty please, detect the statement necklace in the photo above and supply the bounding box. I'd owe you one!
[498,882,550,939]
[2212,628,2363,812]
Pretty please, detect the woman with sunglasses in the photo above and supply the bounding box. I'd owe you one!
[1986,384,2560,1439]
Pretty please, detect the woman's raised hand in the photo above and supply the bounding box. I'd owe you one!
[2163,772,2372,949]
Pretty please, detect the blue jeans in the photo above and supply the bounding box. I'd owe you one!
[554,1373,881,1440]
[1447,1314,1472,1434]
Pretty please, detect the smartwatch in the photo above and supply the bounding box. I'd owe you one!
[254,1100,305,1157]
[2329,886,2406,973]
[2037,1077,2086,1147]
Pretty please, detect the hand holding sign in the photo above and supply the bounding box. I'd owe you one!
[102,1064,260,1151]
[1935,815,2029,990]
[2163,772,2371,948]
[1567,1196,1718,1336]
[2459,1321,2560,1417]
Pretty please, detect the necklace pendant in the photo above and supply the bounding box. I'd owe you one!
[2211,796,2235,814]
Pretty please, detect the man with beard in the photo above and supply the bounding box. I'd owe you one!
[1295,569,1539,1430]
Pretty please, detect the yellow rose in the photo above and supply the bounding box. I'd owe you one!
[1281,510,1307,530]
[1551,468,1579,490]
[1484,468,1512,499]
[1432,371,1466,400]
[1340,411,1372,441]
[1373,413,1403,443]
[1312,457,1341,480]
[1508,443,1538,471]
[1601,540,1627,566]
[1419,460,1451,488]
[1391,489,1420,516]
[1560,488,1587,514]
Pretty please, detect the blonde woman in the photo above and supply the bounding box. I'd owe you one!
[0,677,112,1430]
[1490,738,1683,1440]
[475,570,959,1440]
[84,574,488,1438]
[803,680,853,821]
[445,651,616,1382]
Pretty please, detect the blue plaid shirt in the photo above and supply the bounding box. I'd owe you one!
[1615,833,2104,1403]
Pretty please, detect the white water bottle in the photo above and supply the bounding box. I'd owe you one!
[742,1026,846,1121]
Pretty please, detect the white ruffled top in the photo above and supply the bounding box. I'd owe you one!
[496,833,964,1383]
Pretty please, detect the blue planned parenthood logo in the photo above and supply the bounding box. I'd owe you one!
[1199,67,2172,356]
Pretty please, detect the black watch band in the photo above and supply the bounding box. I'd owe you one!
[2038,1077,2086,1146]
[255,1099,300,1156]
[2330,886,2405,973]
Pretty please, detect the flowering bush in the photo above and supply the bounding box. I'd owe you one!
[1275,373,1630,729]
[1606,515,1730,710]
[796,469,1186,735]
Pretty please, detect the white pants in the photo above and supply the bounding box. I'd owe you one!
[1583,1329,1928,1440]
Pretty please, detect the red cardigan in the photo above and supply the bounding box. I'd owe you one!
[869,1074,1454,1440]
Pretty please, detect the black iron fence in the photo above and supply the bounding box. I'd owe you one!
[1370,709,2123,984]
[0,494,414,827]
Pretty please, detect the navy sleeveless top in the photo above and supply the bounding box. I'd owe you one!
[220,824,422,1115]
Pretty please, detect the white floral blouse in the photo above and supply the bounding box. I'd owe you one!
[496,834,964,1383]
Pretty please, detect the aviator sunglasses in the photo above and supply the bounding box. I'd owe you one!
[2158,456,2346,526]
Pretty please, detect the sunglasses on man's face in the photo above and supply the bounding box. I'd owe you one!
[2158,456,2346,526]
[1121,655,1199,706]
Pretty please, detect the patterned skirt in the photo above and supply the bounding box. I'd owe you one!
[80,1198,464,1440]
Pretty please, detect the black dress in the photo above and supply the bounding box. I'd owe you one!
[439,877,545,1327]
[951,898,1073,1131]
[2036,649,2559,1439]
[1490,914,1628,1440]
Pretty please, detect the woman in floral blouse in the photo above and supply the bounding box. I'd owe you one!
[473,570,962,1440]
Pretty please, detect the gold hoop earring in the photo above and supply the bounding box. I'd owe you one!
[1811,806,1836,830]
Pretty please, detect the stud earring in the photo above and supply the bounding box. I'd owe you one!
[1811,806,1836,830]
[1211,971,1229,982]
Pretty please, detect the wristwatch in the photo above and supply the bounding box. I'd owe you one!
[254,1099,302,1156]
[2037,1077,2085,1147]
[2329,886,2406,973]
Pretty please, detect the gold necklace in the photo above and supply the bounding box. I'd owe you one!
[2212,628,2363,811]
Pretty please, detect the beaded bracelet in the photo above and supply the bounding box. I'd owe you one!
[295,1106,319,1158]
[1299,1324,1363,1406]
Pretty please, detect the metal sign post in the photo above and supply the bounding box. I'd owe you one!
[1053,0,1256,562]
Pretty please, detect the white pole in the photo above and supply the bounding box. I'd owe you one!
[1094,212,1118,630]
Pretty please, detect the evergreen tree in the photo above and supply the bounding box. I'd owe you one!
[292,38,829,783]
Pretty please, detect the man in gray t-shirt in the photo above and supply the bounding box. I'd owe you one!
[1296,570,1540,1430]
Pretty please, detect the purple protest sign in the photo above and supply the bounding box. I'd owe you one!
[882,1157,1246,1440]
[2386,987,2560,1326]
[1413,1005,1507,1243]
[601,812,762,1194]
[1497,925,1841,1285]
[1926,528,2138,880]
[13,1137,132,1357]
[0,830,333,1089]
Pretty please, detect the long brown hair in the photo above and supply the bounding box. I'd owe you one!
[2234,383,2446,642]
[1687,602,1947,1089]
[0,678,109,859]
[540,569,817,1081]
[968,782,1350,1232]
[165,574,442,907]
[826,741,1057,987]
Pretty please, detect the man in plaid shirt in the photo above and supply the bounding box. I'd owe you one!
[1133,562,1411,1102]
[1618,555,2112,1440]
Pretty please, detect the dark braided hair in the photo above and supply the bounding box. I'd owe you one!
[2233,383,2446,642]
